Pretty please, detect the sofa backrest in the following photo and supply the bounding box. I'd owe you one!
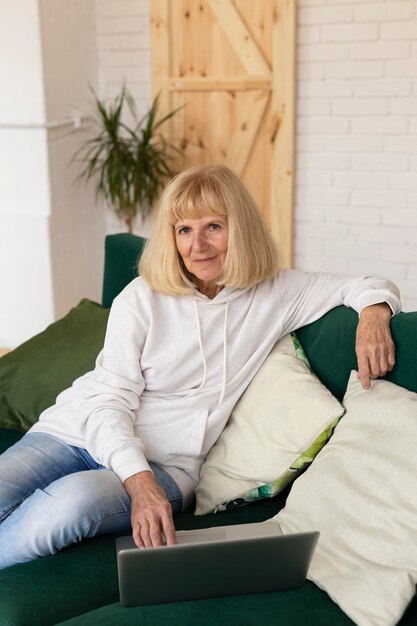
[297,306,417,400]
[102,233,146,308]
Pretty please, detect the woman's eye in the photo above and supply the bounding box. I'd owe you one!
[178,226,191,235]
[208,223,221,231]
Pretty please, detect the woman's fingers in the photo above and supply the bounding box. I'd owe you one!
[385,343,396,372]
[133,519,148,548]
[131,502,176,548]
[161,510,177,546]
[134,512,175,548]
[125,471,177,549]
[356,303,396,390]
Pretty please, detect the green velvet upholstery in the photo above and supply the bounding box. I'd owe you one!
[296,306,417,401]
[0,427,22,453]
[102,233,146,308]
[57,591,417,626]
[0,233,416,626]
[0,495,289,626]
[57,583,356,626]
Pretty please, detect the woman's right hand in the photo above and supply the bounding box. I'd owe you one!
[123,471,177,548]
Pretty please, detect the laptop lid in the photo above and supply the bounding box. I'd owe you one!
[116,521,319,607]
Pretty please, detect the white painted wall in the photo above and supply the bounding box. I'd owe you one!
[95,0,417,312]
[0,1,53,347]
[0,0,104,347]
[39,0,105,321]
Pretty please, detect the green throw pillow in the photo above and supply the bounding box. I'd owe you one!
[0,299,109,432]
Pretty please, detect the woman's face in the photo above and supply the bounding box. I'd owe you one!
[174,214,228,287]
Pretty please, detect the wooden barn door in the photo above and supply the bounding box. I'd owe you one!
[151,0,296,267]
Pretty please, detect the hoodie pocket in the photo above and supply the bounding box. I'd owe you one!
[134,402,209,460]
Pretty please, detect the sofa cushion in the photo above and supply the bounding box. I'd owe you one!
[0,493,288,626]
[0,427,22,453]
[195,334,344,515]
[0,299,109,432]
[274,372,417,626]
[57,582,355,626]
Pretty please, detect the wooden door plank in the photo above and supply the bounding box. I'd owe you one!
[150,0,296,264]
[226,90,271,177]
[170,77,272,92]
[271,0,296,268]
[151,0,171,103]
[169,0,185,155]
[206,0,271,75]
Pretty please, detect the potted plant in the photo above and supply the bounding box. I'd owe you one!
[74,86,182,232]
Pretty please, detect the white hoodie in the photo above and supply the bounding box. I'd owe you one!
[31,270,401,497]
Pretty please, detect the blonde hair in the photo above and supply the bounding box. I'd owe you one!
[139,164,279,295]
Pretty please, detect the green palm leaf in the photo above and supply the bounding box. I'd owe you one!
[72,86,182,231]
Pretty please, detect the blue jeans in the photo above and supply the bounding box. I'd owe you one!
[0,433,183,570]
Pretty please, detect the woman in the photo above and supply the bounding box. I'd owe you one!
[0,165,400,568]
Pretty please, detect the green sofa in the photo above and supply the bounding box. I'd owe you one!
[0,233,416,626]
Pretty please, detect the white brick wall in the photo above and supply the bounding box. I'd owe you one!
[296,0,417,312]
[95,0,417,311]
[96,0,151,109]
[95,0,152,237]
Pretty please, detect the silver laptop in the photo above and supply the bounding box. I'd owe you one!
[116,521,319,607]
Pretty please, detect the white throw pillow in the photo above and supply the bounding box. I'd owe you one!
[195,334,345,515]
[272,372,417,626]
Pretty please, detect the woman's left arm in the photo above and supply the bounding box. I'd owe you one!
[277,270,401,390]
[278,270,401,333]
[356,302,396,390]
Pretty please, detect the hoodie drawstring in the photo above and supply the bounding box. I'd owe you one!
[186,301,208,398]
[218,302,228,405]
[187,300,228,405]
